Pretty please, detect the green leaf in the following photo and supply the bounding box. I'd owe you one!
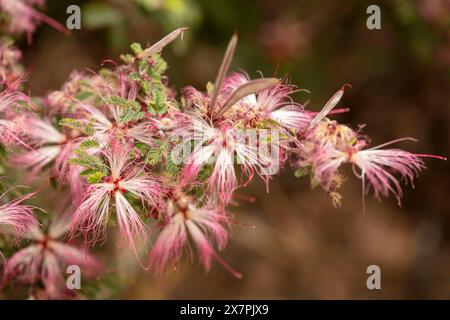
[76,153,104,169]
[109,95,129,108]
[130,42,143,55]
[120,54,135,64]
[145,141,170,166]
[80,168,98,176]
[108,95,143,123]
[148,88,168,114]
[129,72,140,81]
[87,171,106,184]
[135,142,151,155]
[59,118,94,136]
[79,139,100,149]
[59,118,83,130]
[68,157,94,167]
[152,54,168,75]
[68,149,105,174]
[164,155,180,178]
[140,80,152,95]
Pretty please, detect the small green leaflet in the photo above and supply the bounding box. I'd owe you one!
[147,88,168,115]
[79,139,100,149]
[108,95,144,123]
[59,118,94,135]
[130,42,143,55]
[68,145,107,184]
[146,141,169,166]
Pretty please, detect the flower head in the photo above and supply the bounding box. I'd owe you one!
[70,144,162,252]
[221,72,311,130]
[2,211,101,300]
[349,139,446,206]
[0,90,30,146]
[148,188,241,278]
[178,116,278,203]
[294,87,447,207]
[11,115,74,181]
[72,98,159,150]
[0,0,67,41]
[0,191,37,240]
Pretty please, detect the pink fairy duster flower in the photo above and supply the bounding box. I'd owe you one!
[22,114,67,146]
[9,115,86,202]
[308,136,446,206]
[0,0,68,42]
[2,212,102,300]
[221,72,311,130]
[302,125,358,190]
[177,37,284,203]
[74,101,157,149]
[0,90,30,146]
[71,144,162,252]
[348,138,446,206]
[13,144,67,178]
[295,86,446,207]
[179,116,277,203]
[295,87,355,186]
[126,120,160,147]
[148,189,241,278]
[0,89,30,115]
[11,115,68,178]
[180,118,238,202]
[0,191,37,241]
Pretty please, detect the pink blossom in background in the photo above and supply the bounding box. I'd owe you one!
[2,212,101,299]
[0,0,67,42]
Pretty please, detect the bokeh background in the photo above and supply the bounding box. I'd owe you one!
[13,0,450,298]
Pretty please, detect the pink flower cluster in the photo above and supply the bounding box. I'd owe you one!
[0,25,445,299]
[294,88,446,208]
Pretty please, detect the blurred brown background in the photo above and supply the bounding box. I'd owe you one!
[18,0,450,298]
